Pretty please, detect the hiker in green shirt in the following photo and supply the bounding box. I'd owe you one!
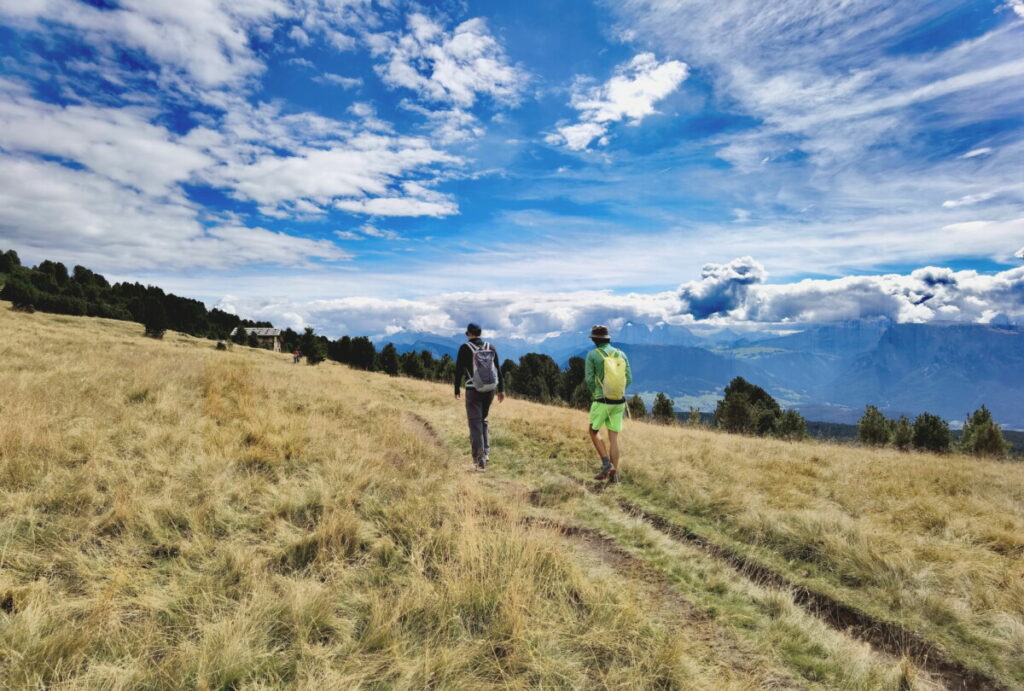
[585,325,632,483]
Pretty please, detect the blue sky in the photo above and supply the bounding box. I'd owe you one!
[0,0,1022,338]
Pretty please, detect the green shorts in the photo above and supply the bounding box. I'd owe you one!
[589,401,626,433]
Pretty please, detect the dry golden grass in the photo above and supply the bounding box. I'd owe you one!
[2,305,1015,688]
[0,307,802,689]
[411,376,1024,686]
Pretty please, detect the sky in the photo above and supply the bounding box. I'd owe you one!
[0,0,1022,339]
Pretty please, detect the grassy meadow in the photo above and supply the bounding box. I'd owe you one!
[2,305,1022,689]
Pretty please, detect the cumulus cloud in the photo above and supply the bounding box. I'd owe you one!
[211,260,1024,339]
[0,0,289,87]
[216,288,685,340]
[678,257,767,319]
[0,87,212,196]
[1006,1,1024,18]
[551,53,688,150]
[0,154,349,271]
[371,13,528,108]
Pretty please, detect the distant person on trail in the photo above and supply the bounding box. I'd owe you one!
[454,323,505,471]
[292,349,301,364]
[586,325,632,483]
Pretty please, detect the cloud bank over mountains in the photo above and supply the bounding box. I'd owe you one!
[217,258,1024,339]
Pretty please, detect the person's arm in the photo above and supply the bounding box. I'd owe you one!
[493,347,505,394]
[454,344,470,396]
[584,349,596,399]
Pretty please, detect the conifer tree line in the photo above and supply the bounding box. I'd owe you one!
[0,249,266,340]
[857,404,1010,458]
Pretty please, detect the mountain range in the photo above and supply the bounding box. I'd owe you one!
[381,320,1024,429]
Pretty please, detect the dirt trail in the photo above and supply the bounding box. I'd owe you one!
[582,481,1001,691]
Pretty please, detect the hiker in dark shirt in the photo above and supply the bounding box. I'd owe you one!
[454,323,505,471]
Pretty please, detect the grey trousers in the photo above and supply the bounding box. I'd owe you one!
[464,388,494,464]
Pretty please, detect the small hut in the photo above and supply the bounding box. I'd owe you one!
[230,327,283,352]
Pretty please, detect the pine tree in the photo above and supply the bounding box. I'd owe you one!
[652,392,675,424]
[247,332,261,348]
[858,405,890,446]
[143,299,168,339]
[892,415,913,451]
[401,351,425,379]
[912,412,952,453]
[349,337,377,371]
[570,382,591,410]
[561,357,586,402]
[959,405,1010,458]
[379,343,400,376]
[628,394,647,420]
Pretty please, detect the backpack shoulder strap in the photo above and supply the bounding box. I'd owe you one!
[466,341,480,353]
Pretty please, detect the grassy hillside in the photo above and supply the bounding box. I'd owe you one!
[2,306,1021,688]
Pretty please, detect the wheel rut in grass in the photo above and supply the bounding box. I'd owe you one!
[489,485,805,690]
[573,477,1001,691]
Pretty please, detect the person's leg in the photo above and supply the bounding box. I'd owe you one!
[479,390,494,466]
[465,389,485,466]
[588,425,607,458]
[603,404,625,482]
[589,402,614,479]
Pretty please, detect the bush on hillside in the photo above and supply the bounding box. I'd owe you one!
[912,412,951,453]
[300,327,328,365]
[1,277,37,312]
[776,409,808,440]
[959,405,1010,458]
[892,415,913,451]
[687,407,702,427]
[858,405,891,446]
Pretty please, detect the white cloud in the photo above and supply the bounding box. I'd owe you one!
[0,87,212,195]
[552,52,688,150]
[314,72,363,88]
[212,261,1024,339]
[334,223,400,240]
[334,196,457,217]
[0,154,349,271]
[0,0,290,87]
[942,192,996,208]
[961,147,994,158]
[371,13,528,108]
[289,25,311,46]
[1006,1,1024,18]
[678,257,767,319]
[1015,247,1024,259]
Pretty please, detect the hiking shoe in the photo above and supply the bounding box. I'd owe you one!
[607,469,619,484]
[594,462,613,481]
